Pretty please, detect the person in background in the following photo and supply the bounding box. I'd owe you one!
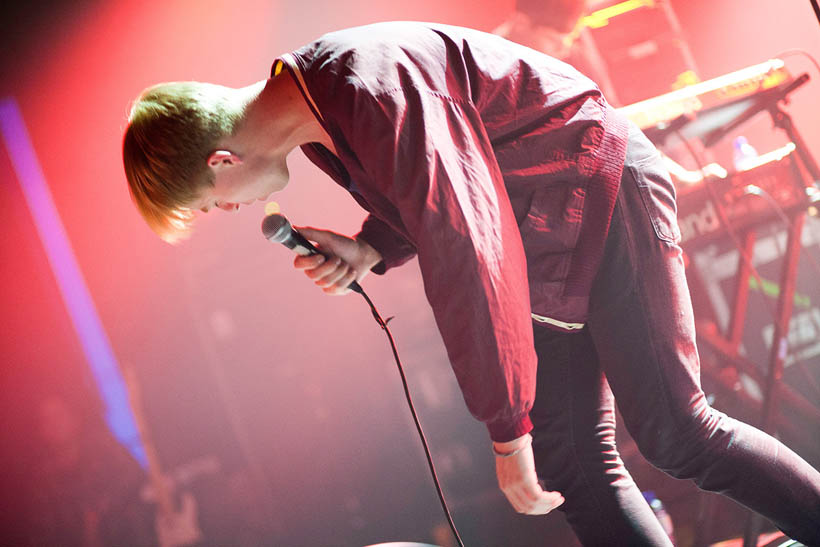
[27,394,155,546]
[493,0,621,104]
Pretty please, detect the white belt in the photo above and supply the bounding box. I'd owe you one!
[531,313,585,331]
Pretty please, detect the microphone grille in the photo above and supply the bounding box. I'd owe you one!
[261,213,292,243]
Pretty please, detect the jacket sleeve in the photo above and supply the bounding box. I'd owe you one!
[356,214,418,275]
[339,84,537,442]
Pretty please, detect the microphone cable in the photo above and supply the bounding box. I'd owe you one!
[354,285,466,547]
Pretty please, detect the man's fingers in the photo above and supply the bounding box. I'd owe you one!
[505,489,540,514]
[521,478,562,504]
[293,254,325,270]
[520,479,544,502]
[501,477,540,512]
[294,226,331,242]
[501,475,565,515]
[304,257,342,281]
[314,261,350,287]
[508,488,564,515]
[295,226,348,253]
[290,250,357,294]
[326,268,358,292]
[525,492,564,515]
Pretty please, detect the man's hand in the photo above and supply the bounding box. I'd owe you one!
[494,433,565,515]
[292,227,383,295]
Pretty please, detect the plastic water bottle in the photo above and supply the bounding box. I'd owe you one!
[733,136,759,171]
[643,490,675,543]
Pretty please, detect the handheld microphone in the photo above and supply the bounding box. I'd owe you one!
[261,211,363,294]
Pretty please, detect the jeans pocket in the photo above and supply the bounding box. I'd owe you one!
[627,155,681,244]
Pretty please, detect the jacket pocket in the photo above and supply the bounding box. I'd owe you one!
[519,183,585,283]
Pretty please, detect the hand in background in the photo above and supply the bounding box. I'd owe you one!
[292,226,382,295]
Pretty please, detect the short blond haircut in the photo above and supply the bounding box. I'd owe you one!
[122,82,237,242]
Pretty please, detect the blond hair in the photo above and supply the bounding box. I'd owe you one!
[122,82,237,242]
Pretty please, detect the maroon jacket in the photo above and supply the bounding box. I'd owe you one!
[274,22,629,442]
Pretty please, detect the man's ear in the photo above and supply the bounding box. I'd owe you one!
[206,150,243,169]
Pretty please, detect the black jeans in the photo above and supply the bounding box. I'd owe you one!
[529,127,820,546]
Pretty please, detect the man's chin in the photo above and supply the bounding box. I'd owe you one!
[272,178,289,194]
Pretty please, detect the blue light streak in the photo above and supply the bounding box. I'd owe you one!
[0,97,146,467]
